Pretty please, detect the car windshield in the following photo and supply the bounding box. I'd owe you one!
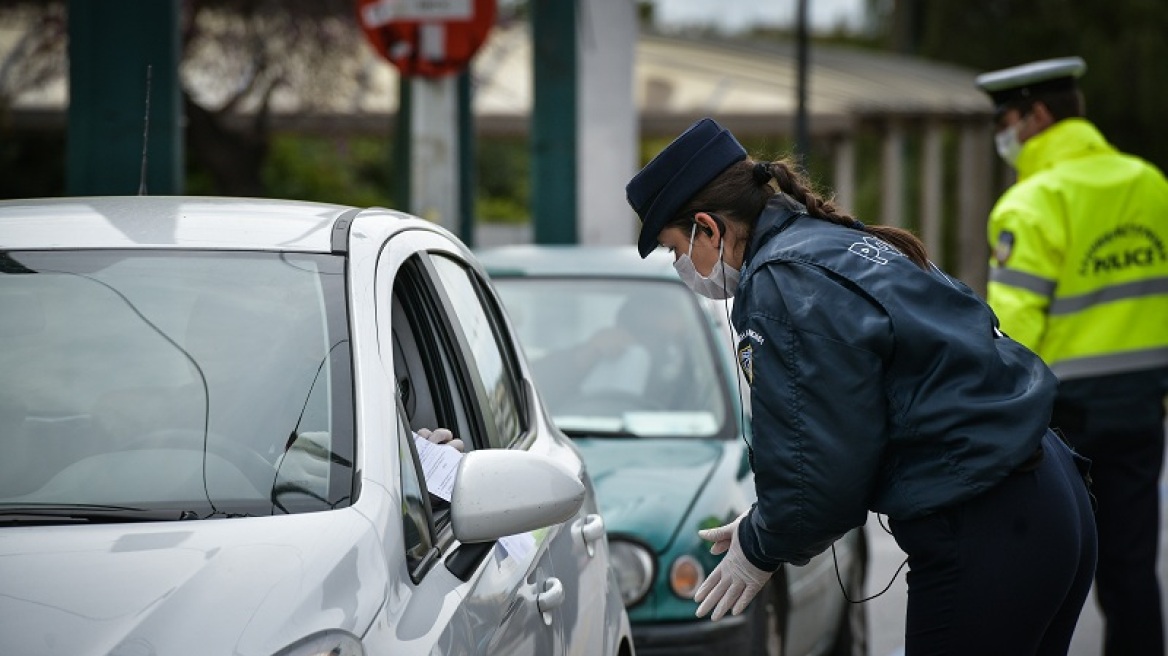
[0,249,354,519]
[492,278,732,438]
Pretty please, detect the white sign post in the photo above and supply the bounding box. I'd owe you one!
[411,75,459,230]
[358,0,494,235]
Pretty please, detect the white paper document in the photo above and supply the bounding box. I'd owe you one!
[412,432,463,502]
[497,533,536,561]
[410,433,538,562]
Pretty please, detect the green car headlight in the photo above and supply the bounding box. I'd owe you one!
[608,537,656,607]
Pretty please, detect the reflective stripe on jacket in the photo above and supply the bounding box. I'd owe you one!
[987,118,1168,381]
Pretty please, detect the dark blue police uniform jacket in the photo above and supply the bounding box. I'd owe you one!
[731,195,1058,571]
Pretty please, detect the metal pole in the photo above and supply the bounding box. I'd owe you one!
[531,0,577,245]
[794,0,810,166]
[394,75,412,211]
[410,76,459,230]
[67,0,182,195]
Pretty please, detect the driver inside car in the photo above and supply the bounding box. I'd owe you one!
[530,293,688,412]
[415,427,464,452]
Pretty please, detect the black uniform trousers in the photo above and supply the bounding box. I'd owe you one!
[1055,410,1165,656]
[889,431,1098,656]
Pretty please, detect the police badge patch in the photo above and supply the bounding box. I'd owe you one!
[737,341,754,385]
[994,230,1015,266]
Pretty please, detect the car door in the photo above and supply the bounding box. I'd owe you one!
[424,249,617,656]
[378,229,568,654]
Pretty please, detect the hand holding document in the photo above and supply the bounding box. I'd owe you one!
[412,430,463,502]
[410,429,537,561]
[416,427,464,452]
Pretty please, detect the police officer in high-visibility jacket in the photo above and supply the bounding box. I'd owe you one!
[977,56,1168,656]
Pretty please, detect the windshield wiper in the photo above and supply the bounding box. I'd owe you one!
[0,503,198,524]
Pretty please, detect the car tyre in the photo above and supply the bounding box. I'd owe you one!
[750,571,787,656]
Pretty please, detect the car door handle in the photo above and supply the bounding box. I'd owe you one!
[537,577,565,625]
[576,513,605,557]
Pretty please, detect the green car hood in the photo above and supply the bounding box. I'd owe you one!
[573,437,724,552]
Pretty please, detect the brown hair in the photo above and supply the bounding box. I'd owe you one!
[1016,87,1085,123]
[664,157,930,268]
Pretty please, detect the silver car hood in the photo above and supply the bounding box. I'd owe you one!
[0,509,387,656]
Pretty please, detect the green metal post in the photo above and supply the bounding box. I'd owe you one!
[67,0,182,195]
[394,76,412,211]
[530,0,577,244]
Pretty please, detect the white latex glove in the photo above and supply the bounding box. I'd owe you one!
[694,511,774,621]
[417,427,465,453]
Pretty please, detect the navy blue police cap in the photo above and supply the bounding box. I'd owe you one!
[626,117,747,258]
[975,56,1086,120]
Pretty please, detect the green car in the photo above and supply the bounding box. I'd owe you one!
[478,245,868,656]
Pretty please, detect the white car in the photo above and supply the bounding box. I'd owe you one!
[0,196,635,656]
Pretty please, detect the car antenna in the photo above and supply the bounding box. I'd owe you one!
[137,64,152,196]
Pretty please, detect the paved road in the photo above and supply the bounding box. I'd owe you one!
[862,445,1168,656]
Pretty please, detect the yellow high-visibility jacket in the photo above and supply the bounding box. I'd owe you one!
[986,118,1168,382]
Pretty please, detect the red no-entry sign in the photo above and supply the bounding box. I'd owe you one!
[357,0,496,78]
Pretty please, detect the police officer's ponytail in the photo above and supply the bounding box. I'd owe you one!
[669,157,930,270]
[759,160,929,269]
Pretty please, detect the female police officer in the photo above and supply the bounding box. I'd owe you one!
[625,117,1097,654]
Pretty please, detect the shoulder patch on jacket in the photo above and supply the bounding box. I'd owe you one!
[994,230,1015,266]
[737,339,754,385]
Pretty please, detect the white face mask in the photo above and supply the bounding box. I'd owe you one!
[994,117,1026,167]
[673,224,740,300]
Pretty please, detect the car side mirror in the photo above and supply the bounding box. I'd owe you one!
[450,449,585,543]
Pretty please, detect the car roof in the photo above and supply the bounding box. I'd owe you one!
[0,196,396,252]
[474,244,678,280]
[477,244,739,341]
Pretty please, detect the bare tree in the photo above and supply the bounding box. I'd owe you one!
[0,2,67,127]
[182,0,366,195]
[0,0,371,196]
[181,0,366,195]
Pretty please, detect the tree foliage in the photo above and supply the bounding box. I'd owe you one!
[179,0,366,195]
[0,2,67,198]
[0,0,535,212]
[0,0,372,197]
[873,0,1168,169]
[0,2,65,111]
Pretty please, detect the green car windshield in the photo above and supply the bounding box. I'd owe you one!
[0,250,354,519]
[492,278,733,439]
